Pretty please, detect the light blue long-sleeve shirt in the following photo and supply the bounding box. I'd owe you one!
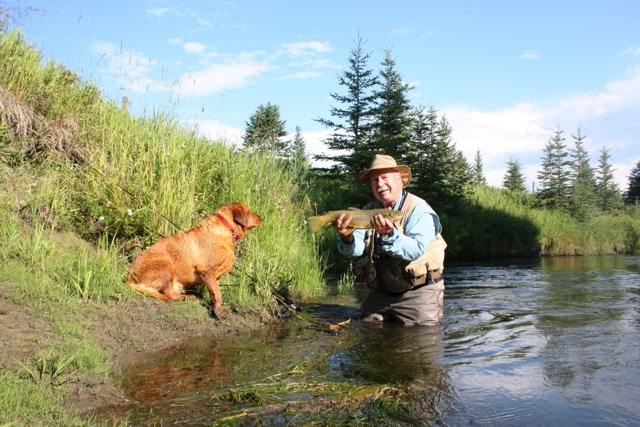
[336,192,441,262]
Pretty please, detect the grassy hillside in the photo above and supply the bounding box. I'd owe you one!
[0,28,326,307]
[0,27,327,425]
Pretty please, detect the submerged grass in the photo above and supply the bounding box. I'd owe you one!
[210,377,421,425]
[195,343,431,425]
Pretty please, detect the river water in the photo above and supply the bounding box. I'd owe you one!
[94,255,640,425]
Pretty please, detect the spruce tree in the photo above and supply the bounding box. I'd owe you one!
[369,49,414,162]
[437,115,472,206]
[290,125,309,170]
[625,159,640,205]
[503,157,527,192]
[407,105,439,192]
[471,149,487,186]
[412,110,470,212]
[568,128,597,220]
[243,103,288,155]
[315,34,378,180]
[536,126,571,210]
[595,146,623,212]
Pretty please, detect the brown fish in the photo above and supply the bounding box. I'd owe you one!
[307,208,403,233]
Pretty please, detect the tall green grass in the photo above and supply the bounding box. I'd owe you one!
[0,208,129,303]
[0,27,326,313]
[444,185,640,259]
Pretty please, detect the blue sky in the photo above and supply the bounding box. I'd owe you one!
[11,0,640,190]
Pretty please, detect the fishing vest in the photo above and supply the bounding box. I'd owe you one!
[355,192,447,294]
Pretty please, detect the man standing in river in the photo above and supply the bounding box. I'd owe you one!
[334,154,447,326]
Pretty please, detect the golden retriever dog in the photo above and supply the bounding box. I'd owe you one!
[126,202,262,318]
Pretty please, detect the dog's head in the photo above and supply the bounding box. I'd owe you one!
[224,202,262,235]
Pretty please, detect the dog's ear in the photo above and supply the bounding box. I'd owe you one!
[231,203,249,229]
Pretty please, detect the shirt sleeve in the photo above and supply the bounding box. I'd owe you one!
[336,227,367,258]
[377,201,437,261]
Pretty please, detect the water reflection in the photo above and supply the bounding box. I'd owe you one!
[319,323,453,425]
[93,256,640,426]
[329,325,444,383]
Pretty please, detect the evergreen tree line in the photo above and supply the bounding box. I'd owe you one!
[242,36,470,213]
[242,103,310,173]
[503,125,640,220]
[240,36,640,217]
[313,37,471,213]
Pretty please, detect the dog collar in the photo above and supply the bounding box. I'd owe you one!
[216,214,239,242]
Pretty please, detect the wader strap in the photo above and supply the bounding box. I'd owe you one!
[428,270,443,283]
[365,230,376,289]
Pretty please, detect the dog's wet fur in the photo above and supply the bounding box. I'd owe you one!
[126,202,262,318]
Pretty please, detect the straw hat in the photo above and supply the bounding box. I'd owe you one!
[357,154,412,187]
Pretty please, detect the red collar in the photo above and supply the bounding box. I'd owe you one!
[216,213,239,242]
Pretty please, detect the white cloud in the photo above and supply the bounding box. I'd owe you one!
[446,102,548,160]
[176,61,271,96]
[301,130,334,167]
[279,41,332,56]
[621,46,640,56]
[613,160,637,192]
[146,7,171,18]
[553,67,640,118]
[521,50,540,60]
[192,122,333,167]
[419,31,435,40]
[300,130,330,155]
[193,120,244,146]
[286,71,323,80]
[91,41,167,93]
[92,41,116,56]
[124,77,167,94]
[445,68,640,189]
[391,26,410,36]
[183,42,206,55]
[197,19,213,28]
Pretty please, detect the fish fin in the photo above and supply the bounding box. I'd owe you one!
[307,215,326,233]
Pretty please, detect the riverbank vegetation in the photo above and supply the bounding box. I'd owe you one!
[1,21,639,425]
[0,27,326,425]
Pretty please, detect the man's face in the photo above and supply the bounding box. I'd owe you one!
[369,169,403,208]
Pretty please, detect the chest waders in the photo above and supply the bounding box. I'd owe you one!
[354,192,446,295]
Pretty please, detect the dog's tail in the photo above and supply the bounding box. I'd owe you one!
[128,282,171,302]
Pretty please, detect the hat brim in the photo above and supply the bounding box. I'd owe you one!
[357,165,412,188]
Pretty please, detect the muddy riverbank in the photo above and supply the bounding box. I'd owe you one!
[0,279,269,418]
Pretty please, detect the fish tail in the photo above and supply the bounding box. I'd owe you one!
[307,215,327,233]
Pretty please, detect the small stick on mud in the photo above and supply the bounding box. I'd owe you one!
[272,292,351,335]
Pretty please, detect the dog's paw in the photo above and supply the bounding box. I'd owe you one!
[213,305,229,319]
